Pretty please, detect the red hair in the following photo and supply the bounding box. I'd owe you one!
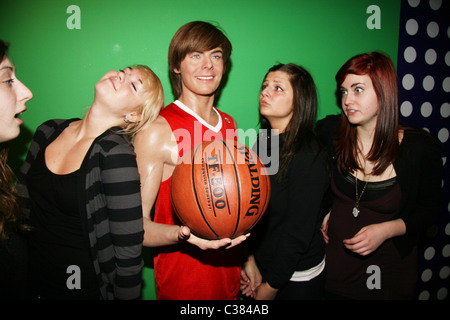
[334,52,399,175]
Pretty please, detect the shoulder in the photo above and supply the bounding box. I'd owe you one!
[31,118,78,147]
[315,114,340,135]
[401,126,445,157]
[35,118,75,137]
[133,114,177,164]
[134,115,173,147]
[95,129,134,155]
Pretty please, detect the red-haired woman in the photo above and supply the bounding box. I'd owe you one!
[317,52,444,299]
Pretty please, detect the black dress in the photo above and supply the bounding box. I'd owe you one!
[325,170,417,299]
[26,129,100,299]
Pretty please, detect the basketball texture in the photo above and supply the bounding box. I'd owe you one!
[171,139,270,240]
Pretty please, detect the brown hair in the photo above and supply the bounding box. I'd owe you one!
[335,52,399,176]
[168,21,232,99]
[0,39,28,247]
[260,63,319,181]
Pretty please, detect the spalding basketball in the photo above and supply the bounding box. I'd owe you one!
[171,139,270,240]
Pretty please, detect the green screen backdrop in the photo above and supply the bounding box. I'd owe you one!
[1,0,400,300]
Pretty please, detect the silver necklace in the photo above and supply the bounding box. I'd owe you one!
[353,172,369,218]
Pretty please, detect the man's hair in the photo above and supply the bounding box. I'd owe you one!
[168,21,232,99]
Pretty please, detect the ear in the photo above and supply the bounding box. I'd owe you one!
[125,112,140,123]
[174,67,181,74]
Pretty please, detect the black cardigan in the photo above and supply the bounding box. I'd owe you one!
[250,133,330,289]
[315,115,445,257]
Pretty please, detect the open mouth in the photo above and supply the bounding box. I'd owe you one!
[15,109,26,119]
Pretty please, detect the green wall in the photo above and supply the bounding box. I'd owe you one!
[0,0,400,300]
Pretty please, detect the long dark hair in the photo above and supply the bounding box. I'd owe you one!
[0,40,27,248]
[260,63,318,181]
[334,52,399,175]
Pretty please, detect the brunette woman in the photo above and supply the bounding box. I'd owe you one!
[0,39,33,299]
[241,63,330,300]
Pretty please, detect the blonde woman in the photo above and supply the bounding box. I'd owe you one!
[17,65,163,300]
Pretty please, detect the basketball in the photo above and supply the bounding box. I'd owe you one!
[171,139,270,240]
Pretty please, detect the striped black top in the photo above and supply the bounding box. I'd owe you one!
[17,119,144,300]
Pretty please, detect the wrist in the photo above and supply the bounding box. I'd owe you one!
[385,219,406,238]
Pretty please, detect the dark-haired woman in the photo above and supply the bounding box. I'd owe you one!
[318,52,444,299]
[241,63,330,300]
[0,39,33,299]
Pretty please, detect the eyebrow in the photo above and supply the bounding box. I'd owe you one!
[123,67,143,85]
[0,66,13,72]
[340,82,365,89]
[263,79,285,84]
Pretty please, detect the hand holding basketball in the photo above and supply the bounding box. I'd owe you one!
[171,139,270,240]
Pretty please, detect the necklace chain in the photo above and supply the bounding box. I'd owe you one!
[353,172,369,218]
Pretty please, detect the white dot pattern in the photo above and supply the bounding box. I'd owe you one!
[398,0,450,300]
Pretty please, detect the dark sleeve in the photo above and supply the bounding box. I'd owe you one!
[397,132,445,236]
[314,114,341,158]
[264,148,329,289]
[100,140,144,300]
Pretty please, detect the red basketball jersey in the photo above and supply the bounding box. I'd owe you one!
[154,101,241,300]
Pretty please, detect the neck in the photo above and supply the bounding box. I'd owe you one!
[78,103,122,139]
[356,123,376,156]
[268,117,290,134]
[178,92,217,124]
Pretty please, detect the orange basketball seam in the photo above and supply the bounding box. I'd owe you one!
[192,142,219,239]
[221,139,241,238]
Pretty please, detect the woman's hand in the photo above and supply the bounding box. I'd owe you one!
[321,212,330,244]
[240,254,262,297]
[343,219,406,256]
[253,282,278,300]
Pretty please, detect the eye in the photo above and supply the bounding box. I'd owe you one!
[355,87,364,93]
[275,86,283,92]
[261,84,268,91]
[3,78,14,86]
[340,88,348,95]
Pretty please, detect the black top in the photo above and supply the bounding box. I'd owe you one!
[26,125,99,299]
[326,170,418,299]
[250,132,330,289]
[0,231,29,299]
[315,114,445,257]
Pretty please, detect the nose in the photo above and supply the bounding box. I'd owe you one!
[342,93,353,107]
[260,86,270,98]
[17,80,33,102]
[202,56,213,70]
[118,70,125,82]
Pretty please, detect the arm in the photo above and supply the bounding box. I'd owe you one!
[134,116,247,248]
[262,148,329,292]
[101,141,144,300]
[344,133,444,256]
[343,219,406,256]
[134,116,182,247]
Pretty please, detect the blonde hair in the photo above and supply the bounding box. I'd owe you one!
[122,65,164,139]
